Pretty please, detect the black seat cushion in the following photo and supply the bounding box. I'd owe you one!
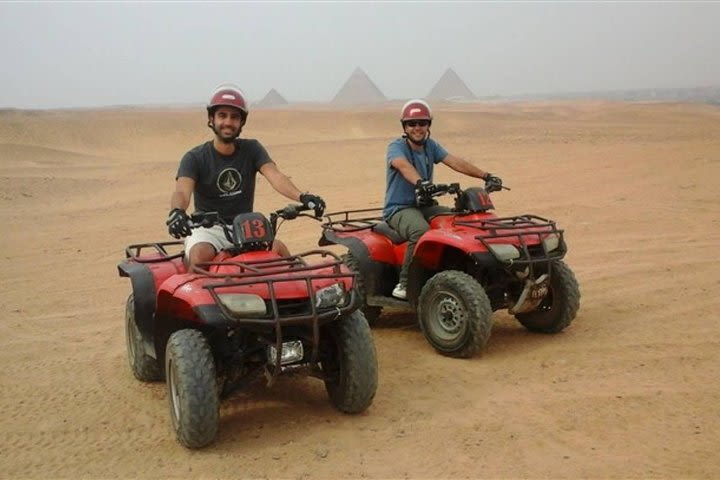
[372,221,406,244]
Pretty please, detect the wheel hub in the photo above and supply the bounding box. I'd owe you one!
[430,292,467,340]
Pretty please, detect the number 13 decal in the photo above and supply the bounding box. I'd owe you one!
[476,191,493,207]
[241,219,267,239]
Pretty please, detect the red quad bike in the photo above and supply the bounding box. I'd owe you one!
[118,204,378,449]
[319,183,580,359]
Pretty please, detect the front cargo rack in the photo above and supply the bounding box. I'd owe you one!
[196,250,358,376]
[459,214,567,268]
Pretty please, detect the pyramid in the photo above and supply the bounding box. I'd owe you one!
[254,88,288,108]
[427,68,476,101]
[331,67,387,104]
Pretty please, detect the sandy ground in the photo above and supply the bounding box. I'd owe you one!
[1,101,719,479]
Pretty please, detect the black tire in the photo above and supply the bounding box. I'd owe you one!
[321,310,378,413]
[165,329,219,449]
[125,294,162,382]
[342,253,382,324]
[515,260,580,333]
[418,270,493,358]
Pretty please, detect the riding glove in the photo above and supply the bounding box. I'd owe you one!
[483,173,503,193]
[300,193,326,217]
[166,208,192,239]
[414,180,438,206]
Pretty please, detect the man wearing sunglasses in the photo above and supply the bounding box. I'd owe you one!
[383,99,502,300]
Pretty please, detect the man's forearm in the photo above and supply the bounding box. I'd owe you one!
[447,156,488,179]
[269,173,303,201]
[170,191,190,211]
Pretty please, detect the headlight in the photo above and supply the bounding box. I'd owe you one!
[315,283,346,308]
[267,340,304,366]
[487,243,520,261]
[542,233,560,252]
[217,293,267,317]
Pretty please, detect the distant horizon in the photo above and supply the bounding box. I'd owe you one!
[1,83,718,111]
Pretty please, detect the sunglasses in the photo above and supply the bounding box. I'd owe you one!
[405,120,430,128]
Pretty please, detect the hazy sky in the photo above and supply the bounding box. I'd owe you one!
[1,1,718,109]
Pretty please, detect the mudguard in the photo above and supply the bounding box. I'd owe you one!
[321,228,399,264]
[413,229,482,270]
[117,261,159,359]
[118,253,187,359]
[321,229,400,297]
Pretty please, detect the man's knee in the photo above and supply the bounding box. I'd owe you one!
[390,210,429,242]
[407,224,429,242]
[188,242,216,269]
[272,239,290,257]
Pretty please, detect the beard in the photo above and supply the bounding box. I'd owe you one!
[208,122,242,143]
[214,124,241,143]
[406,131,427,145]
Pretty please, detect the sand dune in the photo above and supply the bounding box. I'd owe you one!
[1,101,719,478]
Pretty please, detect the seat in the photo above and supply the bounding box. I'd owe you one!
[372,221,406,244]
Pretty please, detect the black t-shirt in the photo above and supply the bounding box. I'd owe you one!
[177,139,272,222]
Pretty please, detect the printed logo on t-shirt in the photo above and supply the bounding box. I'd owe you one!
[217,168,243,197]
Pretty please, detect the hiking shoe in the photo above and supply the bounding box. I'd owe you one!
[392,283,407,300]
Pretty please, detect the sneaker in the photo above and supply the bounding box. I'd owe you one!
[392,282,407,300]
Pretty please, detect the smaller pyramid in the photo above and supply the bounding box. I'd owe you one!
[254,88,288,108]
[331,67,387,105]
[427,68,476,101]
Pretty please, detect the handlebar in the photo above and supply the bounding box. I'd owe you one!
[428,181,510,198]
[428,182,462,197]
[416,181,511,209]
[189,211,220,229]
[270,204,321,232]
[188,204,322,236]
[272,203,312,221]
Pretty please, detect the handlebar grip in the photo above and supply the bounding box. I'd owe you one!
[276,204,311,220]
[189,211,220,228]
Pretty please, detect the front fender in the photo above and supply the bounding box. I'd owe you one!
[118,261,158,359]
[118,256,187,359]
[413,230,480,270]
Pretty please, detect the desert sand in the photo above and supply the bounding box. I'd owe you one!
[1,100,719,479]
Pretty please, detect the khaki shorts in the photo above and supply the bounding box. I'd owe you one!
[184,225,233,254]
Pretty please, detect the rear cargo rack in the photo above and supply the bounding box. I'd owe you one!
[124,241,185,262]
[322,208,384,232]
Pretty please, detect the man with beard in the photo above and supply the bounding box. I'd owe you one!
[166,84,325,271]
[383,99,503,299]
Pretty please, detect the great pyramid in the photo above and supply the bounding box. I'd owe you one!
[254,88,288,108]
[427,68,476,101]
[331,67,387,105]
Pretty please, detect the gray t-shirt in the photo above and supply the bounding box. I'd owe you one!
[177,139,272,222]
[383,137,448,219]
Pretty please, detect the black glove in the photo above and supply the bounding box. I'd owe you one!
[483,173,503,193]
[166,208,192,239]
[414,180,437,206]
[300,193,326,217]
